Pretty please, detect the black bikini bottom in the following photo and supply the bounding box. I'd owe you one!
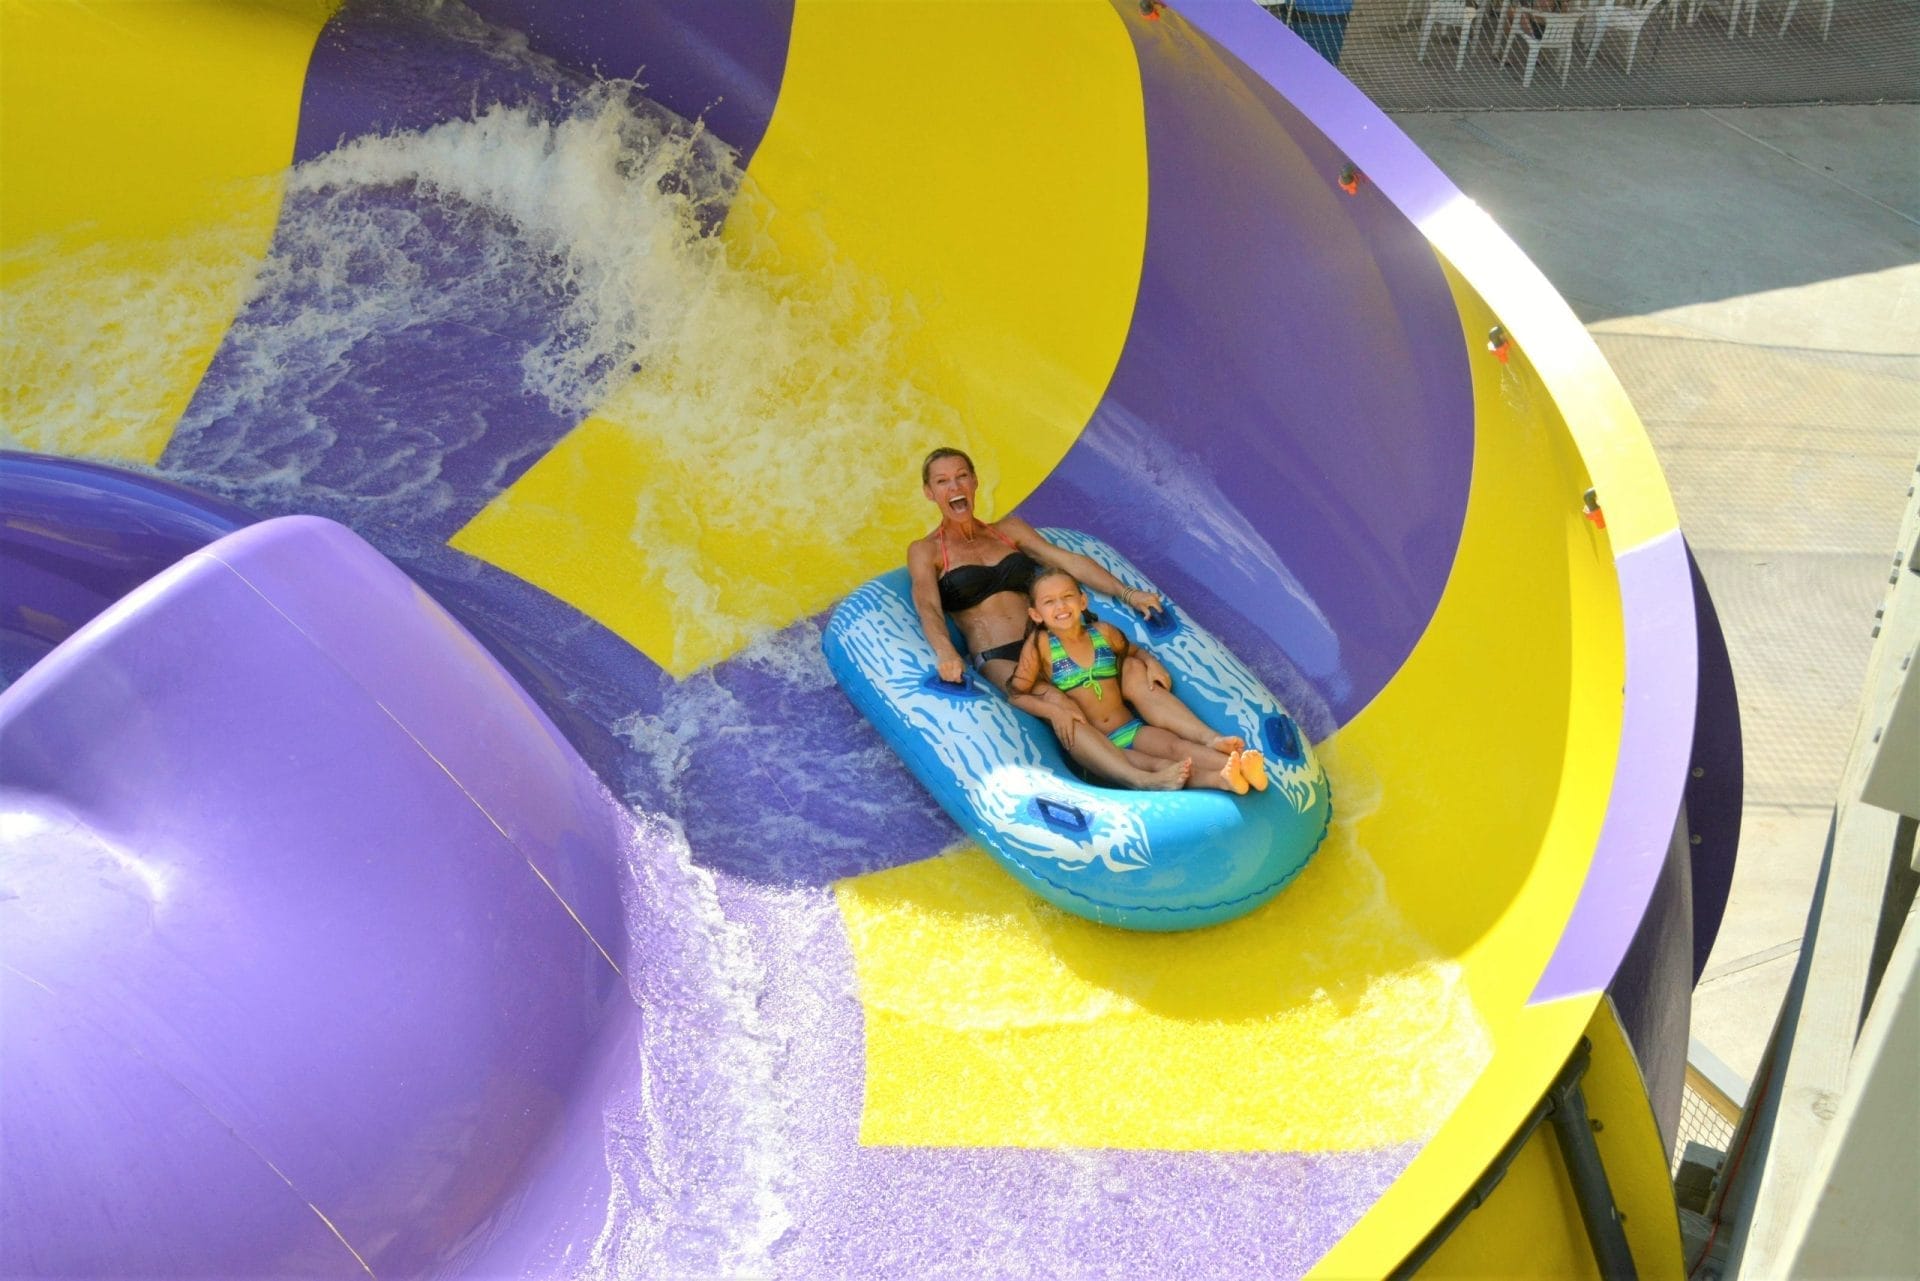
[973,638,1028,668]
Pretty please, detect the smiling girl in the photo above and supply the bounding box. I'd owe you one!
[1009,568,1270,795]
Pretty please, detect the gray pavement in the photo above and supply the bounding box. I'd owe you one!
[1392,105,1920,1083]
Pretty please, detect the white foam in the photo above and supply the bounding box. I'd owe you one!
[587,810,795,1277]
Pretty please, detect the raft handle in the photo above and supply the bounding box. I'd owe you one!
[1262,714,1306,766]
[1033,797,1091,838]
[921,668,984,699]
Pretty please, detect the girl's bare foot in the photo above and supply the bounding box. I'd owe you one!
[1144,759,1191,791]
[1220,750,1250,795]
[1209,734,1246,753]
[1241,750,1269,792]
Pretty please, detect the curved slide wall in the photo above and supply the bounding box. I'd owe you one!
[0,1,1729,1276]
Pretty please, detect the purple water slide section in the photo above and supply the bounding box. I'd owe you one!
[466,0,794,158]
[0,452,254,679]
[0,515,634,1277]
[167,4,602,541]
[1172,0,1465,225]
[292,1,582,161]
[460,844,1423,1279]
[1608,822,1695,1153]
[1598,543,1741,1147]
[1683,539,1743,979]
[731,876,1418,1278]
[1533,531,1700,1003]
[1023,0,1473,726]
[172,0,784,550]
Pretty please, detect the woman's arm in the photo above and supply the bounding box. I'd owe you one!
[1001,517,1165,617]
[907,538,967,683]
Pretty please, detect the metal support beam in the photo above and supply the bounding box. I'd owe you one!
[1390,1038,1640,1279]
[1546,1059,1640,1279]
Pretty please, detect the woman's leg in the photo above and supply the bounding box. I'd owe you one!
[980,659,1186,790]
[1121,657,1244,751]
[1114,745,1196,789]
[1129,725,1247,794]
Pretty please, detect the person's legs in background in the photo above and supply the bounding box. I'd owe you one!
[1264,2,1352,66]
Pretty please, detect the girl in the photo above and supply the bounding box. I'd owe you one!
[1008,568,1270,795]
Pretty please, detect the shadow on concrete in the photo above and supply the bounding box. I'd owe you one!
[1388,104,1918,324]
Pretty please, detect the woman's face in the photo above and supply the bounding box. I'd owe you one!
[924,455,978,521]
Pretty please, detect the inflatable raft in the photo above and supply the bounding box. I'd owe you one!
[822,530,1332,931]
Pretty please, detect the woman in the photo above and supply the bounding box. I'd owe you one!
[906,447,1189,790]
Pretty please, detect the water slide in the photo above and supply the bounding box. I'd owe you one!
[0,1,1742,1276]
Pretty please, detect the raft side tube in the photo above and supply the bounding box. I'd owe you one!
[821,529,1331,931]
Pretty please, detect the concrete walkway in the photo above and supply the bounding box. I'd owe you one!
[1392,105,1920,1084]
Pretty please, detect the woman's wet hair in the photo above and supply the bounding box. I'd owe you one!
[921,446,974,487]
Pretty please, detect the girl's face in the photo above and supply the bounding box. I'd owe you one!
[923,455,978,521]
[1029,577,1087,635]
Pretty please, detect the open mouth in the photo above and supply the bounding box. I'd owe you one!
[948,496,969,512]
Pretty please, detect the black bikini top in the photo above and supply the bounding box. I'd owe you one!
[936,526,1040,613]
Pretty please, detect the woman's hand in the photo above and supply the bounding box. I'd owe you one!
[996,519,1165,621]
[1147,658,1173,691]
[936,652,967,685]
[1046,703,1089,750]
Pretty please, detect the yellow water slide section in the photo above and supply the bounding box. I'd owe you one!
[451,0,1148,676]
[1309,260,1659,1276]
[0,0,336,463]
[1419,198,1678,555]
[833,254,1627,1159]
[839,836,1491,1153]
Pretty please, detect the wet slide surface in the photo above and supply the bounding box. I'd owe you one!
[0,1,1703,1276]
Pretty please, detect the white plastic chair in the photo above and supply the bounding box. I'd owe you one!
[1501,7,1582,86]
[1417,0,1481,70]
[1584,0,1666,72]
[1777,0,1834,39]
[1683,0,1758,35]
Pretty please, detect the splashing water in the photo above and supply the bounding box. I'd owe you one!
[159,75,956,659]
[156,84,754,546]
[1,181,284,461]
[588,811,795,1277]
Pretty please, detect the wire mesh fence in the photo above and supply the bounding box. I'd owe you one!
[1675,1080,1739,1172]
[1261,0,1919,110]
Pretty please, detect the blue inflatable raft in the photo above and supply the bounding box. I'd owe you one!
[822,529,1332,931]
